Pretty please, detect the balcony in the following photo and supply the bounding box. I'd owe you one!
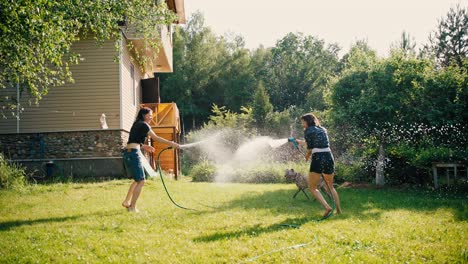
[123,24,173,74]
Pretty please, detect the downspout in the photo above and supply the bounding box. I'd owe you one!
[119,34,123,130]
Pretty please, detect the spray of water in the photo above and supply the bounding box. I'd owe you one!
[184,129,291,183]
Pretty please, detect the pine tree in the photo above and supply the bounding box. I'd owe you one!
[252,81,273,127]
[425,4,468,67]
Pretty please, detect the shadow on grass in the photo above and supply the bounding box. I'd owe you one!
[207,186,467,222]
[0,210,121,231]
[186,188,314,216]
[194,216,318,243]
[191,186,466,243]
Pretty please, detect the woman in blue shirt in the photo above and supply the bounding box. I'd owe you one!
[296,113,342,217]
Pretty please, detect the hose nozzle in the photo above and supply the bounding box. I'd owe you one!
[288,137,299,149]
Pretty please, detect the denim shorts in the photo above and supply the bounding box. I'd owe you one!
[310,152,335,174]
[123,149,145,182]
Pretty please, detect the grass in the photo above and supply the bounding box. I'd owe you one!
[0,177,466,263]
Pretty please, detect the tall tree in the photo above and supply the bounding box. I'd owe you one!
[159,12,224,129]
[252,81,273,126]
[249,46,274,85]
[339,40,378,72]
[391,31,417,57]
[160,12,256,130]
[216,34,256,112]
[268,33,340,111]
[0,0,176,117]
[424,4,468,67]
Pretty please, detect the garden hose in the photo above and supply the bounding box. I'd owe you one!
[244,236,318,262]
[156,147,225,212]
[156,147,197,211]
[156,143,335,220]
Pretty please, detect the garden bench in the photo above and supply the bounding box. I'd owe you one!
[432,162,467,188]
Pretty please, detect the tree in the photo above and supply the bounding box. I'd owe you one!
[249,45,274,85]
[329,41,378,153]
[391,31,417,57]
[268,33,340,111]
[159,12,224,129]
[330,49,431,186]
[252,81,273,126]
[339,40,378,72]
[417,60,468,126]
[424,4,468,67]
[0,0,176,117]
[160,12,257,130]
[216,34,256,112]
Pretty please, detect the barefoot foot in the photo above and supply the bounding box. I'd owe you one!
[323,207,333,218]
[127,207,139,213]
[122,202,131,208]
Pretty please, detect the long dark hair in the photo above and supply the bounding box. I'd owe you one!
[301,113,320,127]
[136,107,152,122]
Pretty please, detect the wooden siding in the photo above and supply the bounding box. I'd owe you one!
[0,39,120,133]
[121,38,145,132]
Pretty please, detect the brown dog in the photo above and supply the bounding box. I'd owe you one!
[284,169,329,200]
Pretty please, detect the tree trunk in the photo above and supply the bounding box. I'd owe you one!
[375,139,385,186]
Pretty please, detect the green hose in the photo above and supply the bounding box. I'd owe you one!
[156,147,197,211]
[156,145,336,219]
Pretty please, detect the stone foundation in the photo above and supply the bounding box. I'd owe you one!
[0,129,130,179]
[11,157,126,180]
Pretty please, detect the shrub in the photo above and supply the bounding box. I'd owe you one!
[232,162,309,184]
[0,154,27,190]
[232,164,286,184]
[189,160,310,184]
[334,161,370,184]
[183,128,253,173]
[333,150,374,184]
[385,144,468,185]
[263,106,307,138]
[183,105,259,171]
[206,104,255,132]
[412,147,467,168]
[189,160,216,182]
[263,110,294,138]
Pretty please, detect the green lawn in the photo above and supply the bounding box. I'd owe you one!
[0,178,466,263]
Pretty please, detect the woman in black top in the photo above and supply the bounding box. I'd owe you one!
[122,107,181,212]
[296,113,342,217]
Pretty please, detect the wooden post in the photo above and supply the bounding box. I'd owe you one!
[375,139,385,186]
[454,165,458,184]
[446,167,450,186]
[433,165,438,189]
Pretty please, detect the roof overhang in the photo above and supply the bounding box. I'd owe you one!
[167,0,186,24]
[124,25,173,74]
[120,0,185,74]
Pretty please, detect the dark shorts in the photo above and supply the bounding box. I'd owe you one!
[310,152,335,174]
[123,149,145,182]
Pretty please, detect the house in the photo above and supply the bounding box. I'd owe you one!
[0,0,185,179]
